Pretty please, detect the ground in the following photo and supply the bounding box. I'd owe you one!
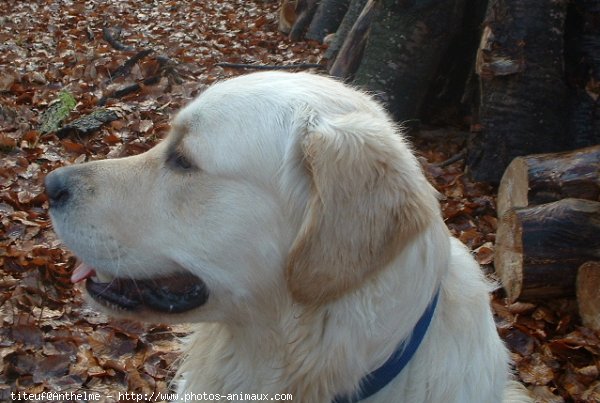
[0,1,599,402]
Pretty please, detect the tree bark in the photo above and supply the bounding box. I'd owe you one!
[324,0,368,62]
[57,109,119,137]
[289,0,320,42]
[495,198,600,302]
[497,145,600,218]
[467,0,570,184]
[39,92,77,134]
[577,261,600,331]
[565,0,600,148]
[419,0,488,125]
[306,0,350,42]
[328,0,376,79]
[351,0,466,121]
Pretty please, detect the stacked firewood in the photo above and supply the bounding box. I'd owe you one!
[494,145,600,328]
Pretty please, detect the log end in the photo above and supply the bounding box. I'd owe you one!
[577,261,600,331]
[497,157,529,219]
[495,210,524,302]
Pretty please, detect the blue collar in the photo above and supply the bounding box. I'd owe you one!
[332,290,440,403]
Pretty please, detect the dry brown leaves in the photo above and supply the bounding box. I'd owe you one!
[0,0,323,401]
[418,131,600,403]
[0,1,597,402]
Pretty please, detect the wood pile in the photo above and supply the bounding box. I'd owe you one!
[494,145,600,328]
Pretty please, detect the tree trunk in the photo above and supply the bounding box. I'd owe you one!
[328,0,376,79]
[351,0,466,121]
[419,0,488,125]
[577,261,600,331]
[289,0,320,42]
[306,0,350,42]
[565,0,600,148]
[323,0,368,62]
[467,0,570,184]
[497,145,600,218]
[495,198,600,302]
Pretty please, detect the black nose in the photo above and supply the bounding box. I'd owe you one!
[45,169,71,209]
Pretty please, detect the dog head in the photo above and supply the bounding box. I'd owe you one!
[46,72,439,323]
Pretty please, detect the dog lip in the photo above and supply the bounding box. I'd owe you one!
[86,278,142,310]
[85,273,209,313]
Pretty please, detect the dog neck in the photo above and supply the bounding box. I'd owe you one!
[332,288,440,403]
[175,220,450,401]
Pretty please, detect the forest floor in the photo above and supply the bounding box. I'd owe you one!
[1,1,599,402]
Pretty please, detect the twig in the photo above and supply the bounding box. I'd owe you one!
[215,62,325,70]
[106,49,154,83]
[434,149,467,168]
[98,76,161,106]
[57,108,119,137]
[102,26,134,51]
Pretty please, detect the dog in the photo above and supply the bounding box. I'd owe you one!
[46,72,532,402]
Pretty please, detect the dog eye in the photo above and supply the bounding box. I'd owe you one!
[167,151,194,171]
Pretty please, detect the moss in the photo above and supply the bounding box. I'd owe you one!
[39,91,76,134]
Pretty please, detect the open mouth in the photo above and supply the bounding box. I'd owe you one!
[72,263,209,313]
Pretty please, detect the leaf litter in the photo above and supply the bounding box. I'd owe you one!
[0,1,597,402]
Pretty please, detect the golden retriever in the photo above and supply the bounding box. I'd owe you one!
[46,72,531,402]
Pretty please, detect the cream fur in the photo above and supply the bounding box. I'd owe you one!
[48,72,532,402]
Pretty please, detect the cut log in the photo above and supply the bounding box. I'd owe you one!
[497,145,600,218]
[577,261,600,331]
[495,198,600,302]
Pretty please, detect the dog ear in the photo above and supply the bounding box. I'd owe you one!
[285,109,439,305]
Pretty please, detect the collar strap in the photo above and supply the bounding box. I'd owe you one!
[332,289,440,403]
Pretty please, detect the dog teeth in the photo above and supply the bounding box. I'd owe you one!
[95,271,113,283]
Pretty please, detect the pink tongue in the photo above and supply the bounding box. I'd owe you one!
[71,262,97,283]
